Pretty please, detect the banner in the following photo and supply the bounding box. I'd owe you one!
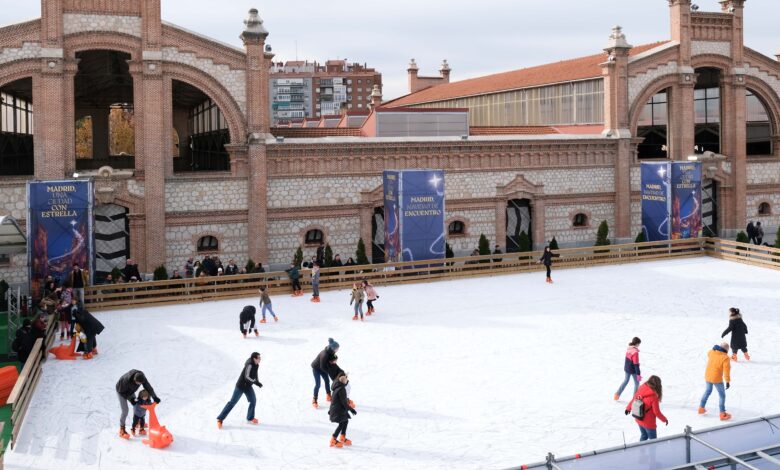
[641,163,671,242]
[27,180,94,303]
[671,162,702,239]
[383,169,446,262]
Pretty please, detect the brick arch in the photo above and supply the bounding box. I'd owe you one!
[0,60,39,89]
[193,232,222,254]
[745,76,780,137]
[445,216,469,237]
[63,32,141,58]
[164,64,246,144]
[629,75,678,135]
[690,55,733,72]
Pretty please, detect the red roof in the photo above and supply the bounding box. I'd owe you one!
[387,42,667,107]
[271,128,363,138]
[469,126,559,136]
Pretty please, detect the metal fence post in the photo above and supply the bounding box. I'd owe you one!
[684,425,692,464]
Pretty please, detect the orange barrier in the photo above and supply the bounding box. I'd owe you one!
[0,366,20,406]
[141,403,173,449]
[48,337,80,360]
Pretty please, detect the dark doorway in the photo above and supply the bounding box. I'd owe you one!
[371,206,385,264]
[0,77,34,175]
[506,199,532,252]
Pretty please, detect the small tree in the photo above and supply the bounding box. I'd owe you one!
[445,242,454,258]
[478,234,490,263]
[736,230,749,254]
[548,237,559,250]
[595,220,611,246]
[293,246,304,267]
[634,231,646,243]
[111,266,123,281]
[153,265,169,281]
[324,243,333,267]
[356,238,369,265]
[245,258,256,273]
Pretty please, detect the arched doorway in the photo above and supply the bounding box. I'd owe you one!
[371,206,385,263]
[506,199,532,252]
[94,203,130,283]
[0,77,34,175]
[172,80,231,172]
[74,50,135,170]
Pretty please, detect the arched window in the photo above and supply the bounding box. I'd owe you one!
[304,229,324,245]
[573,213,588,227]
[197,235,219,252]
[746,90,772,156]
[758,202,771,216]
[448,220,465,235]
[637,90,668,159]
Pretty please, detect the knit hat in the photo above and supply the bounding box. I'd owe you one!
[328,337,339,351]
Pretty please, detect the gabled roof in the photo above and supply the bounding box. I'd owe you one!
[387,42,667,107]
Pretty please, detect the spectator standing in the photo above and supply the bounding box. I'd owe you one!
[755,221,764,245]
[69,263,88,307]
[122,259,141,283]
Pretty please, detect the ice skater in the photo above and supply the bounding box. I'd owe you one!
[73,305,104,359]
[286,263,303,296]
[614,337,642,401]
[537,245,560,283]
[624,375,668,441]
[350,283,365,321]
[115,370,160,439]
[131,390,153,436]
[363,280,378,315]
[311,263,321,303]
[312,338,339,408]
[217,352,263,428]
[328,356,356,409]
[259,286,278,322]
[240,305,259,338]
[698,342,732,421]
[329,372,356,448]
[721,307,749,361]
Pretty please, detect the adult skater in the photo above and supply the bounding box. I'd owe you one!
[240,305,259,338]
[537,245,559,283]
[73,305,105,359]
[312,338,339,408]
[286,263,302,296]
[217,352,263,428]
[614,337,642,401]
[698,342,732,421]
[363,280,378,315]
[624,375,668,441]
[329,372,356,448]
[116,370,160,439]
[722,307,749,361]
[311,263,321,303]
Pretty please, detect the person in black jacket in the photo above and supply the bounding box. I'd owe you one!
[115,370,160,439]
[13,319,35,365]
[722,307,750,361]
[537,245,560,283]
[217,352,263,428]
[122,258,142,283]
[329,372,356,448]
[73,306,105,359]
[239,305,259,338]
[316,242,325,267]
[311,338,339,408]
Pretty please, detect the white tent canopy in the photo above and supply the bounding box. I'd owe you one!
[0,216,26,255]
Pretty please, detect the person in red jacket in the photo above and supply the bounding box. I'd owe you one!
[624,375,668,441]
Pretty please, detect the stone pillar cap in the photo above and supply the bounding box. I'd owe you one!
[440,59,450,71]
[408,58,418,70]
[242,8,268,40]
[604,26,633,51]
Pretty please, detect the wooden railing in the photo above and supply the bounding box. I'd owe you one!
[6,314,57,449]
[84,237,709,311]
[703,238,780,270]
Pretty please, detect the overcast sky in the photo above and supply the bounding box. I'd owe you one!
[1,0,777,100]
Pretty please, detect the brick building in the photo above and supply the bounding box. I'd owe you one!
[1,0,779,286]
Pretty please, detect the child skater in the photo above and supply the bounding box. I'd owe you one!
[350,283,365,321]
[259,286,278,323]
[329,372,356,448]
[310,263,321,303]
[286,263,302,296]
[240,305,259,338]
[59,298,76,341]
[132,390,153,436]
[537,245,560,283]
[722,307,749,361]
[614,337,642,401]
[362,280,378,315]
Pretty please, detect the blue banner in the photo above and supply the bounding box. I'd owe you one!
[671,162,702,239]
[28,180,94,302]
[641,163,671,242]
[383,169,446,262]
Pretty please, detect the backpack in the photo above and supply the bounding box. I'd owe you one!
[631,396,645,419]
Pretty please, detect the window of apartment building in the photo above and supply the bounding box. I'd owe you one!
[358,96,363,101]
[367,79,372,85]
[347,79,352,85]
[358,79,362,84]
[357,88,362,93]
[357,104,363,108]
[637,90,669,159]
[348,104,353,109]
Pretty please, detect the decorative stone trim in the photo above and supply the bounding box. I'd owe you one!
[691,41,731,58]
[63,14,142,38]
[0,42,42,66]
[628,61,678,107]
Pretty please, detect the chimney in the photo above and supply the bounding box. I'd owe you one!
[370,84,383,109]
[439,59,451,83]
[407,58,419,94]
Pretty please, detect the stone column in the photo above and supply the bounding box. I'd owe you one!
[35,57,67,179]
[62,59,78,176]
[730,74,748,231]
[494,200,506,251]
[532,198,546,250]
[242,9,272,264]
[674,72,696,160]
[359,206,373,261]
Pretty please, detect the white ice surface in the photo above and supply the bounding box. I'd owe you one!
[5,258,780,470]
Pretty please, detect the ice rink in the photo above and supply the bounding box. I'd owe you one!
[5,257,780,470]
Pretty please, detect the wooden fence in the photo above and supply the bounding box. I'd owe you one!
[84,237,711,311]
[6,314,57,450]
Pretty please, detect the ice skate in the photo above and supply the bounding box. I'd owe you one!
[83,352,93,360]
[274,316,279,321]
[131,427,137,436]
[719,412,732,421]
[248,418,259,425]
[613,394,619,401]
[698,407,706,414]
[326,393,332,402]
[330,436,343,448]
[260,318,267,323]
[217,419,223,429]
[352,314,358,321]
[744,352,751,361]
[731,353,737,361]
[119,426,130,439]
[242,332,247,338]
[339,435,352,446]
[360,316,364,321]
[254,329,259,336]
[312,398,318,409]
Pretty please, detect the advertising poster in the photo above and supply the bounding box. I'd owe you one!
[27,180,94,303]
[671,162,702,239]
[640,162,671,242]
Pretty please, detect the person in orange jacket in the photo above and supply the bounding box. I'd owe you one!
[624,375,668,441]
[698,342,732,421]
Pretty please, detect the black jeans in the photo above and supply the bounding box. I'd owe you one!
[132,415,146,429]
[545,265,551,277]
[333,419,349,437]
[366,300,374,310]
[291,279,301,292]
[241,318,256,334]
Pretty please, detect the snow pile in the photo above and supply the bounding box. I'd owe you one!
[6,258,780,470]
